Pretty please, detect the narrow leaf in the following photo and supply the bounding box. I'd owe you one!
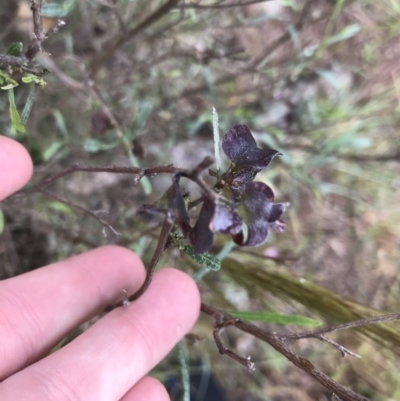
[43,141,64,161]
[324,24,361,47]
[0,209,4,235]
[8,88,26,134]
[212,107,221,176]
[21,84,39,125]
[228,311,321,326]
[179,243,221,271]
[47,201,75,216]
[83,138,119,152]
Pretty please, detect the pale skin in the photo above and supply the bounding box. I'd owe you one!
[0,136,201,400]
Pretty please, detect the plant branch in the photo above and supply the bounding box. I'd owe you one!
[25,0,45,61]
[201,302,373,401]
[0,54,48,76]
[15,164,168,196]
[15,156,215,199]
[213,314,256,370]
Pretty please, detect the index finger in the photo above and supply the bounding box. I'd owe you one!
[0,135,33,200]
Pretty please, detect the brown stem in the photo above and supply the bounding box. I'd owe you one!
[129,212,174,301]
[26,0,45,60]
[15,157,215,198]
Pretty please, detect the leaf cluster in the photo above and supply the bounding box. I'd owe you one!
[140,124,287,256]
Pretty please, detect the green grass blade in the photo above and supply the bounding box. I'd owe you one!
[228,311,321,326]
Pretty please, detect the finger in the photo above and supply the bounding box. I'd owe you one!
[0,245,145,380]
[119,376,169,401]
[0,268,200,401]
[0,135,33,200]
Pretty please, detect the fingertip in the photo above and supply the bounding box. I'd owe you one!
[159,267,201,318]
[140,267,201,339]
[120,376,170,401]
[0,136,33,200]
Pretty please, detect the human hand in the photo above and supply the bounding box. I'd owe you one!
[0,136,200,400]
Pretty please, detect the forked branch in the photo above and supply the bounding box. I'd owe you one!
[201,303,400,401]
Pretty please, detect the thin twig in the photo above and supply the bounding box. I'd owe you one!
[129,212,174,301]
[317,335,361,359]
[14,155,215,199]
[283,143,400,163]
[45,19,66,36]
[40,189,121,236]
[14,165,154,196]
[281,313,400,341]
[176,0,274,9]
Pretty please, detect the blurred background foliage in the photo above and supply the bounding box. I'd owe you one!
[1,0,400,399]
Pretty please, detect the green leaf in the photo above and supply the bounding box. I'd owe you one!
[0,209,4,235]
[21,74,46,86]
[390,0,400,13]
[83,138,119,152]
[323,24,361,47]
[0,71,18,88]
[179,243,221,271]
[43,141,65,161]
[124,102,153,143]
[53,110,69,138]
[8,88,26,135]
[42,0,76,17]
[7,42,23,56]
[47,201,75,216]
[1,83,17,90]
[20,84,39,125]
[134,102,153,132]
[228,311,322,326]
